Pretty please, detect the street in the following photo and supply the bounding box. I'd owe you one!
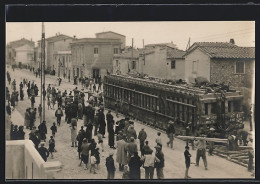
[7,68,253,179]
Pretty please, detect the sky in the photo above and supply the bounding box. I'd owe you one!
[6,21,255,50]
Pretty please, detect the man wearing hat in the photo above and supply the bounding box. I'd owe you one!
[38,142,49,162]
[126,137,138,163]
[166,121,175,149]
[194,135,208,170]
[138,128,147,156]
[116,134,128,171]
[106,152,116,179]
[154,145,164,179]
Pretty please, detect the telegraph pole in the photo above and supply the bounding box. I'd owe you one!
[42,22,46,121]
[40,24,43,124]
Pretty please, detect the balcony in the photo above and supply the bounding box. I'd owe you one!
[6,140,62,179]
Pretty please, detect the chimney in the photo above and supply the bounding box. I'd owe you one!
[73,35,76,39]
[230,38,235,45]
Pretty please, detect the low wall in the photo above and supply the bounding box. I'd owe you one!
[6,140,62,179]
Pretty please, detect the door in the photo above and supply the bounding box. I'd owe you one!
[93,69,100,79]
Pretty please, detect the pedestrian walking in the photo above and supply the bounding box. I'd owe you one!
[76,127,86,159]
[24,109,30,129]
[31,95,35,109]
[97,131,104,152]
[38,142,49,162]
[141,149,160,179]
[50,122,57,137]
[248,138,254,172]
[143,141,152,155]
[38,104,42,117]
[155,145,164,179]
[38,121,47,141]
[80,138,90,169]
[47,97,52,109]
[127,125,137,141]
[207,128,215,155]
[20,89,24,100]
[71,120,78,147]
[155,132,162,148]
[106,152,116,179]
[138,128,147,156]
[128,151,142,179]
[98,109,106,138]
[126,137,138,162]
[11,125,18,140]
[184,146,192,179]
[94,147,100,170]
[194,135,208,170]
[90,152,97,174]
[116,134,128,171]
[166,121,175,149]
[48,136,55,159]
[55,107,64,126]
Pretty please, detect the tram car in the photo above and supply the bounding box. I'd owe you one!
[103,74,244,136]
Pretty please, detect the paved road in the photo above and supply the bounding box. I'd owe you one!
[6,68,253,179]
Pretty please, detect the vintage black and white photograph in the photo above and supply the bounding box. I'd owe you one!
[5,21,255,179]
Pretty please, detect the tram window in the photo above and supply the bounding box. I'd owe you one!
[221,102,225,114]
[228,101,231,112]
[233,100,240,112]
[205,103,208,115]
[211,103,217,114]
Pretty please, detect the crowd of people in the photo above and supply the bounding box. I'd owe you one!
[6,67,254,179]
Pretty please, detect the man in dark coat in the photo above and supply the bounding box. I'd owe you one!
[16,126,25,140]
[38,142,49,162]
[29,130,40,150]
[106,152,116,179]
[98,109,106,138]
[31,95,35,108]
[106,110,115,148]
[138,128,147,156]
[155,145,165,179]
[38,121,47,141]
[128,152,142,179]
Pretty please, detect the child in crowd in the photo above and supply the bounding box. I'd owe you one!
[47,97,52,109]
[97,131,104,152]
[90,152,97,174]
[50,122,57,137]
[94,147,101,170]
[184,146,192,179]
[122,165,130,179]
[155,132,162,148]
[49,136,55,159]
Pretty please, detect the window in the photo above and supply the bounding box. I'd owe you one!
[235,61,245,74]
[114,48,119,54]
[132,61,136,69]
[116,60,119,66]
[171,60,176,69]
[94,48,99,54]
[192,60,198,74]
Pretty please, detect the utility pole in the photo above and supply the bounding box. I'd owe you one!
[186,37,191,51]
[131,38,134,71]
[143,39,145,66]
[42,22,46,122]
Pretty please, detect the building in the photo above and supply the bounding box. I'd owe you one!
[70,37,122,79]
[53,50,72,78]
[112,48,143,75]
[96,31,126,50]
[113,44,186,80]
[143,46,185,80]
[184,41,255,88]
[37,33,73,72]
[6,38,35,67]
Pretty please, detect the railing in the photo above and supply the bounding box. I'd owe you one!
[6,140,62,179]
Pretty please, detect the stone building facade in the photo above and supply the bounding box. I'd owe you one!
[70,38,122,79]
[96,31,126,50]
